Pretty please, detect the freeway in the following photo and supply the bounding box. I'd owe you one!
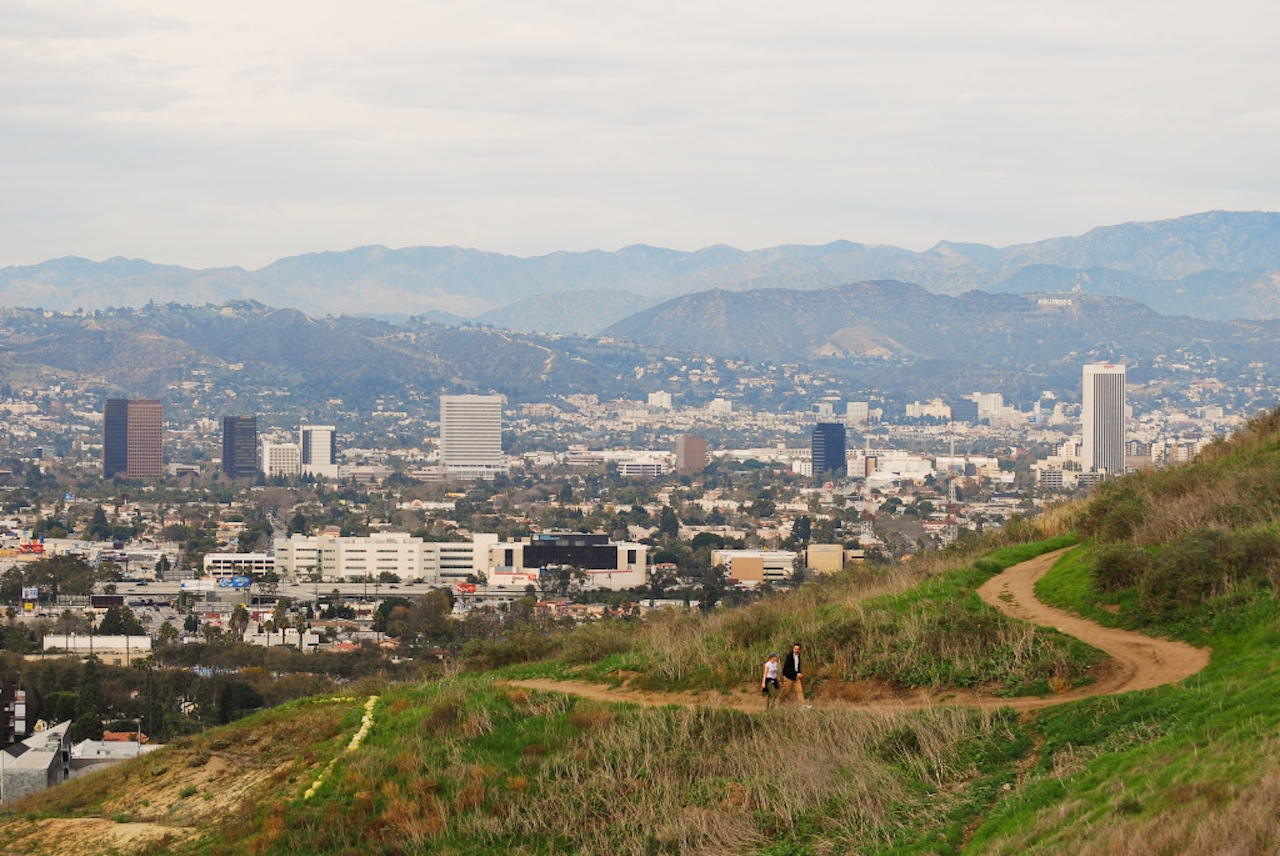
[107,578,526,605]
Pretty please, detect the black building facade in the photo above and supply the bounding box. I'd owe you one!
[811,422,847,479]
[222,415,259,478]
[949,400,980,424]
[519,533,630,570]
[103,399,129,478]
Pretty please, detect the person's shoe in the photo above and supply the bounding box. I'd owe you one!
[802,704,812,709]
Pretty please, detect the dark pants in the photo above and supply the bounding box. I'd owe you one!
[763,678,779,709]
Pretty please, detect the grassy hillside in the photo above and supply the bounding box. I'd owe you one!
[6,409,1280,854]
[488,533,1098,700]
[968,408,1280,853]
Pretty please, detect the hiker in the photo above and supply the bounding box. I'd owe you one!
[761,652,780,709]
[778,642,807,706]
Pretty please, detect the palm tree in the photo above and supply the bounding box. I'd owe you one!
[229,604,250,642]
[273,599,289,646]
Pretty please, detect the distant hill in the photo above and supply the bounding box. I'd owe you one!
[475,289,659,335]
[5,212,1280,328]
[0,302,653,410]
[602,281,1280,394]
[3,292,1278,417]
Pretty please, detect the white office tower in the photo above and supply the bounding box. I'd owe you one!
[300,425,340,478]
[1082,363,1126,476]
[647,391,673,409]
[261,440,302,478]
[440,395,507,480]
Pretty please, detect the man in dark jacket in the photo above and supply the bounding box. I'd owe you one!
[778,642,806,705]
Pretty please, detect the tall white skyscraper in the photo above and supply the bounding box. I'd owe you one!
[439,395,506,480]
[300,424,340,478]
[262,439,302,478]
[1082,363,1126,475]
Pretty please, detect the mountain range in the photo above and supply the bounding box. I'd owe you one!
[0,303,652,412]
[4,211,1280,334]
[2,289,1277,416]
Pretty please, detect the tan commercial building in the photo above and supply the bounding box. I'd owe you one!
[675,435,708,475]
[711,549,798,586]
[805,544,865,574]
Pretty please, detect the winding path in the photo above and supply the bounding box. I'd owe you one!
[512,549,1211,712]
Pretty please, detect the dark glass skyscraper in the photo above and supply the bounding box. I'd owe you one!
[222,415,259,478]
[811,422,847,479]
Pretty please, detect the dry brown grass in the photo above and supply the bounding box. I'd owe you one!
[452,703,1015,856]
[1083,407,1280,551]
[1038,499,1084,538]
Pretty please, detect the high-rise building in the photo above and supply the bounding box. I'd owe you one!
[1082,363,1126,475]
[949,400,980,424]
[103,398,163,479]
[300,425,340,478]
[439,395,506,479]
[811,422,847,479]
[222,416,258,478]
[675,435,708,475]
[262,440,302,478]
[647,391,673,409]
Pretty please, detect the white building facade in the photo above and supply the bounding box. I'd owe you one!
[261,440,301,478]
[300,425,340,479]
[1082,363,1127,475]
[439,395,507,480]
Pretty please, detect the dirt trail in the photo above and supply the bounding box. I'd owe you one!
[512,548,1211,713]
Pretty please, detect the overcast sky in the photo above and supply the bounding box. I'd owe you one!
[2,0,1278,269]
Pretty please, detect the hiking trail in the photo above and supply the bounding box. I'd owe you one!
[511,548,1211,712]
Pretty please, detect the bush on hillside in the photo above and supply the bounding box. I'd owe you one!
[1091,542,1151,593]
[1079,480,1148,542]
[461,630,558,671]
[1138,527,1280,616]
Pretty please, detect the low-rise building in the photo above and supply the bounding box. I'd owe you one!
[711,549,799,586]
[1,721,71,804]
[71,734,161,778]
[490,533,647,591]
[203,552,274,580]
[42,635,152,667]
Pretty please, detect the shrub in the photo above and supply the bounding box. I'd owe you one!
[1091,542,1151,593]
[1137,527,1272,616]
[1080,481,1149,542]
[461,630,557,670]
[558,621,632,664]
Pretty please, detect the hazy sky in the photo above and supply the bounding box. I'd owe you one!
[3,0,1278,268]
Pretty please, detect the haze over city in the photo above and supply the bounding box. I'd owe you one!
[4,0,1279,268]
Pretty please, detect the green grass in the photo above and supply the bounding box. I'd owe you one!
[492,534,1094,698]
[966,544,1280,854]
[182,675,1046,856]
[7,529,1280,855]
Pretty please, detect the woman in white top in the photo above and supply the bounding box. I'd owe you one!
[761,652,780,710]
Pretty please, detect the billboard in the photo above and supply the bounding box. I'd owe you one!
[217,576,253,589]
[20,587,38,601]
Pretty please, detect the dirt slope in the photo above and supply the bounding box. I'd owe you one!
[514,549,1211,712]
